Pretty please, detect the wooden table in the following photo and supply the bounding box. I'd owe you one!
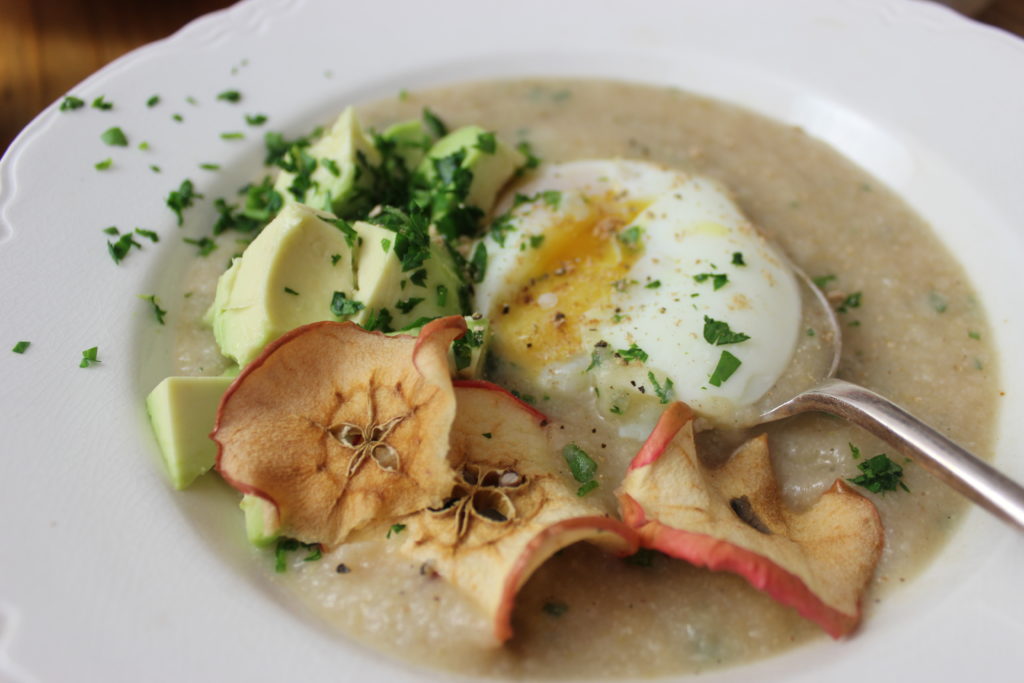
[2,0,1022,154]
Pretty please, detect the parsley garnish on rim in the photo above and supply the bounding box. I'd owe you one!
[183,236,217,256]
[647,371,674,404]
[107,233,141,264]
[94,158,113,171]
[386,523,407,539]
[166,179,202,226]
[12,341,30,354]
[708,350,741,387]
[475,131,497,154]
[562,444,599,496]
[848,453,909,494]
[274,538,322,573]
[139,295,167,324]
[732,251,746,266]
[616,343,649,363]
[146,95,160,107]
[395,297,424,314]
[421,107,448,138]
[217,89,242,103]
[703,316,750,345]
[245,113,268,126]
[60,96,85,111]
[837,291,862,314]
[220,131,245,140]
[694,272,729,290]
[469,242,488,283]
[91,95,113,111]
[100,127,128,146]
[79,346,100,368]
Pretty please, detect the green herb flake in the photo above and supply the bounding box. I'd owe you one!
[199,163,220,171]
[245,113,268,126]
[703,316,751,345]
[847,453,909,494]
[645,280,661,289]
[708,350,741,387]
[837,291,862,314]
[102,226,120,236]
[273,538,319,573]
[322,157,340,176]
[732,252,746,266]
[146,95,160,108]
[172,113,184,122]
[422,107,448,138]
[482,432,493,439]
[94,158,113,171]
[186,96,198,106]
[409,269,428,287]
[79,346,100,368]
[99,126,128,146]
[609,405,623,415]
[150,164,161,173]
[387,523,407,539]
[166,179,201,226]
[647,371,675,404]
[91,95,113,111]
[617,225,645,248]
[849,442,861,459]
[968,330,981,340]
[476,132,497,154]
[470,242,488,284]
[806,328,816,337]
[561,444,598,484]
[135,228,159,242]
[586,350,602,372]
[140,294,167,324]
[11,341,30,354]
[528,234,545,249]
[436,284,448,307]
[330,291,365,317]
[303,546,322,562]
[395,297,424,314]
[331,253,342,266]
[138,141,150,151]
[364,308,394,333]
[694,272,729,290]
[107,233,141,264]
[217,89,242,103]
[183,236,217,257]
[576,480,599,497]
[540,190,561,209]
[812,274,837,289]
[283,287,299,296]
[220,131,245,140]
[616,343,649,364]
[929,291,948,314]
[381,238,392,253]
[515,140,541,174]
[542,600,569,617]
[60,96,85,111]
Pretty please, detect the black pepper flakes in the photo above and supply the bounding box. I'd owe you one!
[336,563,351,574]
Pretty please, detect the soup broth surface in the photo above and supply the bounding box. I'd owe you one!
[174,79,999,678]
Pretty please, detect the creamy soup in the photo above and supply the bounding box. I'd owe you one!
[172,79,999,677]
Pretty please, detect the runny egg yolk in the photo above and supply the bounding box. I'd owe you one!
[489,194,647,372]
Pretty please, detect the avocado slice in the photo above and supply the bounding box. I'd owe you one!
[416,125,524,227]
[240,494,280,547]
[274,106,381,216]
[146,375,234,489]
[207,203,360,366]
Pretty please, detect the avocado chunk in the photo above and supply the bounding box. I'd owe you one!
[393,315,490,379]
[146,375,233,489]
[353,220,464,331]
[380,119,433,171]
[207,203,360,366]
[415,125,524,237]
[274,106,381,216]
[240,494,280,547]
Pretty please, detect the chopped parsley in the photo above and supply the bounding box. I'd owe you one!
[647,371,674,404]
[172,113,184,122]
[542,601,569,617]
[451,328,486,370]
[381,238,392,253]
[322,158,341,176]
[166,179,201,226]
[330,291,365,317]
[94,158,113,170]
[395,297,424,314]
[836,291,862,314]
[274,538,321,573]
[146,95,160,107]
[91,95,113,111]
[138,141,150,151]
[617,225,645,248]
[245,113,268,126]
[217,89,242,103]
[694,272,728,290]
[515,140,541,174]
[139,295,167,324]
[469,242,488,283]
[364,308,394,333]
[199,163,220,171]
[100,127,128,146]
[475,131,497,153]
[107,233,140,264]
[103,226,120,235]
[409,268,428,287]
[616,343,649,363]
[562,444,598,496]
[331,253,341,266]
[708,350,741,387]
[11,341,30,354]
[848,453,909,494]
[732,252,746,266]
[283,287,299,296]
[528,234,545,249]
[703,316,750,345]
[812,274,836,289]
[929,291,948,313]
[183,236,217,256]
[220,131,245,140]
[79,346,100,368]
[421,107,448,138]
[436,284,448,307]
[968,330,981,340]
[386,523,407,539]
[645,280,662,289]
[150,165,161,173]
[60,96,85,111]
[849,442,861,459]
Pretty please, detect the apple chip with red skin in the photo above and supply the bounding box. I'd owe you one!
[618,402,884,638]
[213,316,467,548]
[400,381,640,643]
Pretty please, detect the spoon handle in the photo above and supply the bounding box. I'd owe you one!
[766,377,1024,532]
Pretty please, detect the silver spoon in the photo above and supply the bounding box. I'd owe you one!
[753,267,1024,532]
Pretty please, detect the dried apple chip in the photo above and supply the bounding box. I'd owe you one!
[400,381,639,643]
[213,316,467,547]
[618,402,884,638]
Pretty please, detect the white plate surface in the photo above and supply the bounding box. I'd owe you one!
[2,0,1023,680]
